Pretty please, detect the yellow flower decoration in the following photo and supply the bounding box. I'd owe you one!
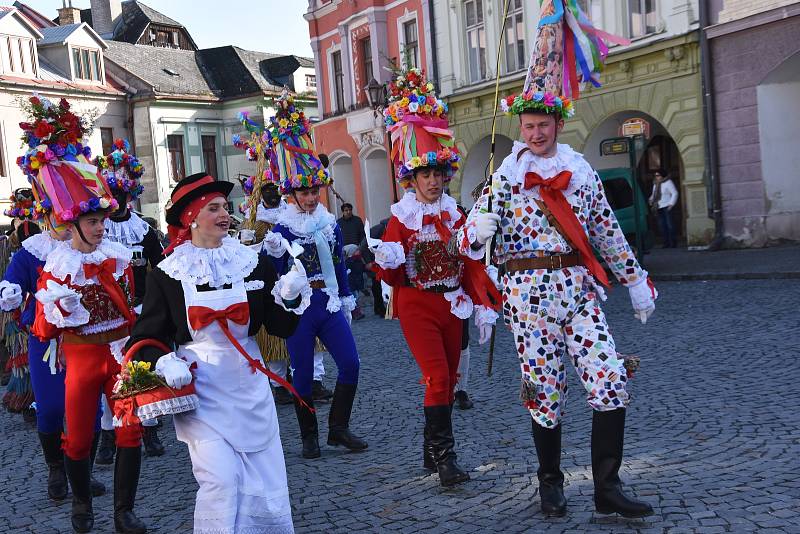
[399,97,409,107]
[279,118,289,128]
[290,112,300,121]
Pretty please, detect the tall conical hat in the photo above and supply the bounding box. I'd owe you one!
[383,68,459,189]
[500,0,628,118]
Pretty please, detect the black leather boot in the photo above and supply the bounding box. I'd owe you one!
[142,425,165,457]
[38,431,68,501]
[592,409,653,518]
[422,418,435,471]
[424,405,470,487]
[293,396,320,459]
[327,382,368,451]
[64,456,94,533]
[454,390,474,410]
[531,421,567,517]
[113,446,147,533]
[95,429,115,465]
[89,432,106,497]
[312,380,334,402]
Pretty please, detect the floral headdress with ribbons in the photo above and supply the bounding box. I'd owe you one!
[16,94,117,227]
[383,68,459,188]
[500,0,628,118]
[265,90,329,195]
[95,138,145,200]
[232,112,277,217]
[4,187,42,220]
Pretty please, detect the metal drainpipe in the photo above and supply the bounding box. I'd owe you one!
[428,0,439,89]
[699,1,724,249]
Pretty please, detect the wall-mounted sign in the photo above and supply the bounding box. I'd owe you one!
[621,118,650,139]
[601,139,630,156]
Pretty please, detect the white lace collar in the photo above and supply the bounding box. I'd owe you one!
[104,211,150,247]
[256,202,286,225]
[391,192,461,231]
[44,239,133,286]
[280,202,336,238]
[158,236,258,288]
[495,141,590,196]
[22,232,59,262]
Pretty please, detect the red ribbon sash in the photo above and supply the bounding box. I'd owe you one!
[187,303,312,411]
[524,171,610,287]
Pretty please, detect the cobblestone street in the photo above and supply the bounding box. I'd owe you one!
[2,279,799,533]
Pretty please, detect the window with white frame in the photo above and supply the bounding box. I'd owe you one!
[332,50,345,112]
[402,19,419,69]
[305,73,316,88]
[504,0,525,73]
[627,0,657,39]
[71,47,102,81]
[464,0,487,83]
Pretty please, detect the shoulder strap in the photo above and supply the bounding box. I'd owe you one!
[533,198,579,253]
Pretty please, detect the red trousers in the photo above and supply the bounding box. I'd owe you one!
[396,287,463,406]
[63,342,142,460]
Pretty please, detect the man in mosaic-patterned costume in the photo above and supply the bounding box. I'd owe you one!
[459,89,658,519]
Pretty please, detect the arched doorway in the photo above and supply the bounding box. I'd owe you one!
[361,147,392,223]
[459,134,514,209]
[583,111,684,248]
[328,153,354,218]
[757,51,800,241]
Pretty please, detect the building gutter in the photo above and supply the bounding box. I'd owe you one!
[699,2,724,248]
[428,0,439,89]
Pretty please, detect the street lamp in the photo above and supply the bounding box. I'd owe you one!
[364,77,398,202]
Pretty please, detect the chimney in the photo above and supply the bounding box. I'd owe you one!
[90,0,123,38]
[57,0,81,26]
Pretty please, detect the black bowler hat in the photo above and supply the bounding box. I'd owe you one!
[165,173,233,227]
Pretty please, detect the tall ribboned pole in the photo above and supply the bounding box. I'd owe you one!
[485,0,512,377]
[522,0,564,95]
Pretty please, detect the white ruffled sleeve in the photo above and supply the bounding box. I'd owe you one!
[270,278,312,315]
[340,295,357,312]
[373,241,406,270]
[0,281,23,311]
[474,305,499,328]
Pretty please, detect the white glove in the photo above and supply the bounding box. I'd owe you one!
[262,231,284,257]
[58,293,82,313]
[239,229,255,244]
[279,265,308,301]
[628,278,658,324]
[474,213,501,245]
[155,353,193,389]
[478,323,493,345]
[486,265,501,290]
[0,284,21,301]
[372,241,405,269]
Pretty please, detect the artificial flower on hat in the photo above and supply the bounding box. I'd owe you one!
[3,187,42,220]
[383,68,460,189]
[95,138,145,200]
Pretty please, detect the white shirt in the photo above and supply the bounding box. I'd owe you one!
[650,178,679,210]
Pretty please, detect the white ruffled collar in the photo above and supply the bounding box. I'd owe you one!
[158,236,258,288]
[21,232,59,262]
[44,239,133,286]
[496,141,590,196]
[280,202,336,238]
[104,211,150,246]
[256,202,285,225]
[391,192,461,231]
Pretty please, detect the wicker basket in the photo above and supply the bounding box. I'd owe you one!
[112,339,198,427]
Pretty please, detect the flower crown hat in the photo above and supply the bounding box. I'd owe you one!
[232,111,278,215]
[383,68,459,189]
[264,89,330,195]
[4,187,42,220]
[95,138,145,200]
[500,0,628,119]
[17,94,117,227]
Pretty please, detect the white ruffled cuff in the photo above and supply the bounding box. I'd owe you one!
[0,281,23,311]
[340,295,357,313]
[42,300,90,328]
[443,288,474,319]
[271,278,312,315]
[374,242,405,270]
[474,305,499,328]
[460,224,486,260]
[262,231,285,258]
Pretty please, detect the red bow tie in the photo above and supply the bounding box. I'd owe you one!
[422,211,453,242]
[524,171,573,191]
[83,258,117,279]
[187,302,249,331]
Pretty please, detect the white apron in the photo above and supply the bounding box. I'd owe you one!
[176,279,294,534]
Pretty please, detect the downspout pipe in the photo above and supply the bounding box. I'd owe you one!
[428,0,439,89]
[699,1,724,249]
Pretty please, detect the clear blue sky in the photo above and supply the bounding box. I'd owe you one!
[13,0,313,57]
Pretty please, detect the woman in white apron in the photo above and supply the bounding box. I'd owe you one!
[127,173,310,533]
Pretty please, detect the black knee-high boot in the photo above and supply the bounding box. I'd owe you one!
[424,405,469,487]
[95,429,116,465]
[422,418,435,471]
[592,409,653,518]
[113,446,147,533]
[327,382,368,451]
[531,421,567,517]
[38,431,68,501]
[64,456,94,533]
[89,432,106,496]
[293,395,321,459]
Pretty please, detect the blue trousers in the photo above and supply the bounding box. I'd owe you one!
[286,291,360,398]
[28,335,101,434]
[657,207,676,247]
